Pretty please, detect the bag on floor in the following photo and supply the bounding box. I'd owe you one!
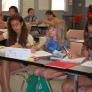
[26,74,52,92]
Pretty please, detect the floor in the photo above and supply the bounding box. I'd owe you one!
[0,74,64,92]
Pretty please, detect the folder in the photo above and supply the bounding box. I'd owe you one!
[46,61,77,69]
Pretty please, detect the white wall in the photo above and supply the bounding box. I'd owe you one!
[22,0,34,16]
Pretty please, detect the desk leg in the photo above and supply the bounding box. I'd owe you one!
[73,74,78,92]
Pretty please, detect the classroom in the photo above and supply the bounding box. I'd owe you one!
[0,0,92,92]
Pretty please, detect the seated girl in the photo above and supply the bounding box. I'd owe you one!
[32,25,61,52]
[62,17,92,92]
[0,15,34,92]
[31,25,66,79]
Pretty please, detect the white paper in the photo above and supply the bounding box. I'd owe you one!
[81,61,92,67]
[62,56,85,63]
[0,29,7,32]
[5,47,31,60]
[31,50,52,57]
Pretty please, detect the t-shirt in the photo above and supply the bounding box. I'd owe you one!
[24,15,37,22]
[3,31,34,46]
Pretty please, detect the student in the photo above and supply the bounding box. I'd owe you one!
[43,10,64,26]
[32,25,61,52]
[4,6,19,21]
[32,26,64,79]
[24,8,41,25]
[0,15,34,92]
[62,17,92,92]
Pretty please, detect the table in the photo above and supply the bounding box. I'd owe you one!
[0,54,92,92]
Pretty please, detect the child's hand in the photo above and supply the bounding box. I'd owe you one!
[31,46,37,53]
[11,43,22,48]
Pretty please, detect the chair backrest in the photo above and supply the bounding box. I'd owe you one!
[67,29,84,40]
[69,42,83,58]
[67,29,84,58]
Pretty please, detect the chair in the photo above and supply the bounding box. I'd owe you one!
[67,29,84,40]
[66,29,84,58]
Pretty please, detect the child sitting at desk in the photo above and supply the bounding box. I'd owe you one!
[31,25,66,79]
[62,17,92,92]
[31,25,61,52]
[0,15,34,92]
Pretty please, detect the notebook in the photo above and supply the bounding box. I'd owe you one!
[5,47,31,60]
[81,61,92,67]
[46,61,77,69]
[62,56,85,64]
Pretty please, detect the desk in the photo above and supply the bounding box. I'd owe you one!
[0,54,92,92]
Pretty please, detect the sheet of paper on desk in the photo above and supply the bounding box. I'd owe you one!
[62,56,85,64]
[81,61,92,67]
[0,29,7,32]
[5,47,31,60]
[31,50,52,57]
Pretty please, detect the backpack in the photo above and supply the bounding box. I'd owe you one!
[26,74,52,92]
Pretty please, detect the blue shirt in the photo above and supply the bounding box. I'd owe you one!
[24,15,37,22]
[46,38,61,53]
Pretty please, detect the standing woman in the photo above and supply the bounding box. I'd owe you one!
[0,15,34,92]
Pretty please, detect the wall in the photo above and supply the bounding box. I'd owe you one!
[0,0,88,29]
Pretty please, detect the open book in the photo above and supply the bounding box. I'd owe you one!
[5,47,31,60]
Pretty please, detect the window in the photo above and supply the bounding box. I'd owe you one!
[2,0,20,11]
[51,0,67,11]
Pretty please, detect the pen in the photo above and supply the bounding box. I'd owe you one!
[64,47,72,58]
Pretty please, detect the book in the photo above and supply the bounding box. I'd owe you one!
[81,61,92,67]
[62,56,85,64]
[46,61,77,69]
[5,47,31,60]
